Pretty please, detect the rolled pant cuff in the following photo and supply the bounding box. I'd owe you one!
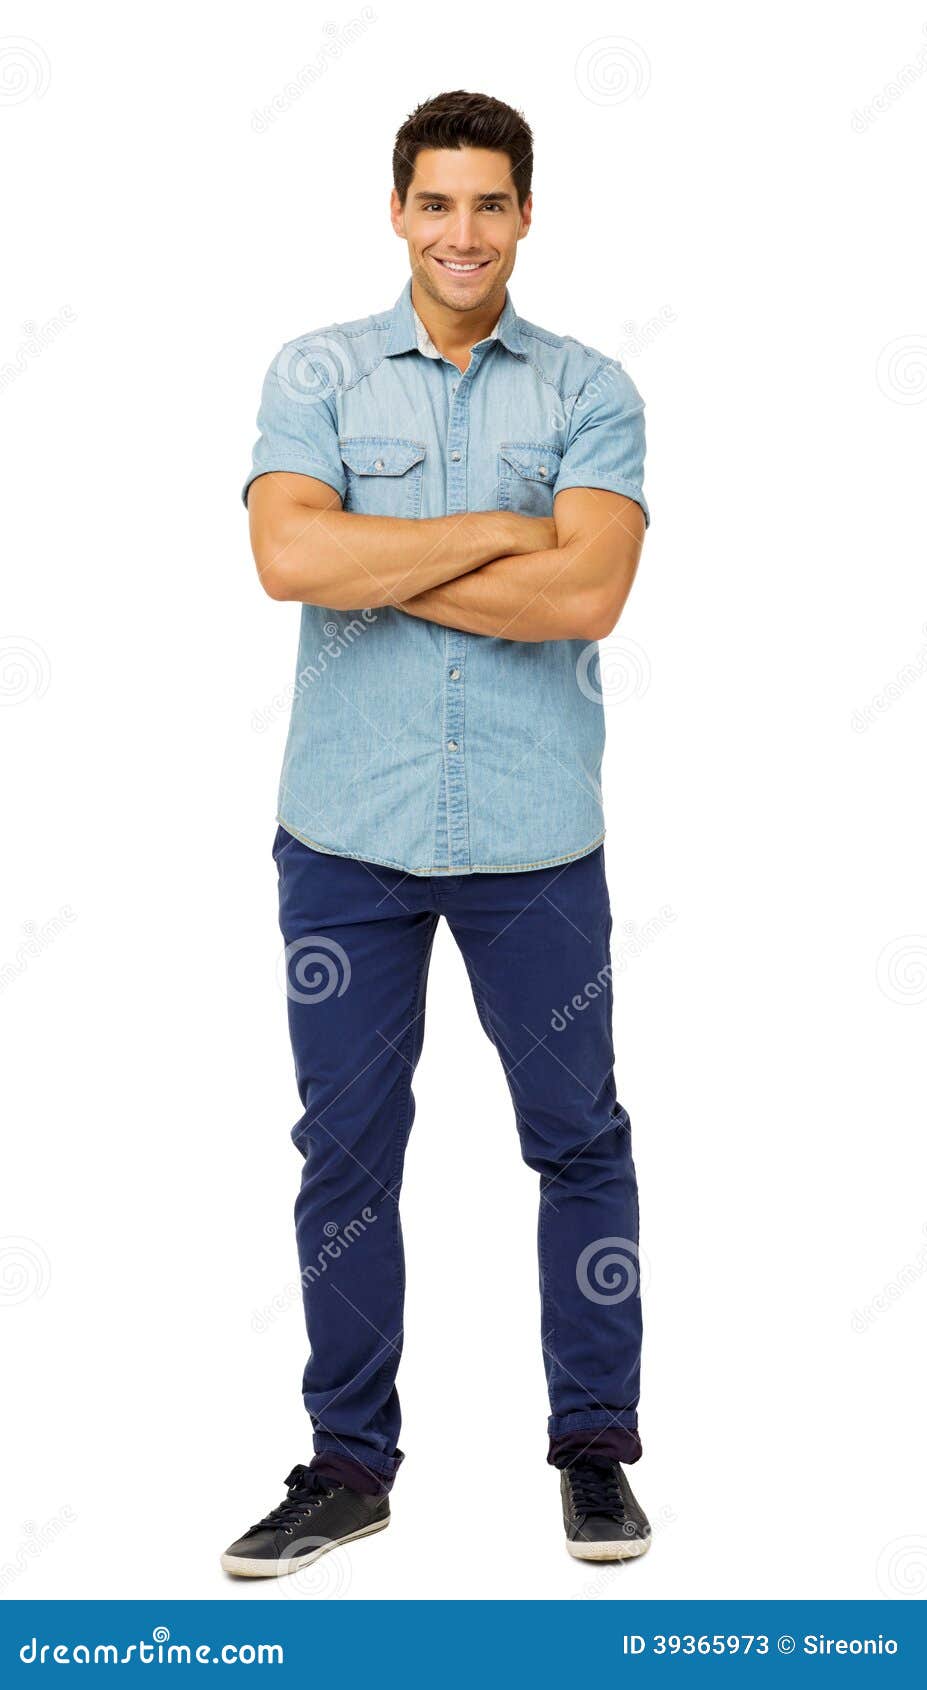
[547,1414,642,1468]
[310,1441,404,1496]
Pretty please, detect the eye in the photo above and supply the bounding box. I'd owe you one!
[482,201,504,212]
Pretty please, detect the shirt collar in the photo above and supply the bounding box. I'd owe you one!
[383,274,525,360]
[413,304,501,358]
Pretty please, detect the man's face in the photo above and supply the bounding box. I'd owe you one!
[391,146,531,314]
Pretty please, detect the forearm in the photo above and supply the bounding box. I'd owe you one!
[401,542,609,642]
[401,490,645,641]
[259,501,552,610]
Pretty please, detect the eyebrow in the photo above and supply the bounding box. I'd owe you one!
[412,190,514,204]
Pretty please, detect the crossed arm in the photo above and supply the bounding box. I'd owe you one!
[247,471,645,642]
[399,487,645,641]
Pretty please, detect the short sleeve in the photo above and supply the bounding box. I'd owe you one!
[241,341,347,507]
[555,358,650,527]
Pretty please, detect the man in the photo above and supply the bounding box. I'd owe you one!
[223,89,652,1576]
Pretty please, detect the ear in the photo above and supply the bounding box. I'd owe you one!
[389,187,406,238]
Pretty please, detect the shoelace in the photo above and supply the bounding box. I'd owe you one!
[567,1459,624,1519]
[250,1465,343,1532]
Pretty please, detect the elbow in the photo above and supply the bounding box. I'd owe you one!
[253,532,297,601]
[257,552,321,605]
[578,611,618,642]
[260,565,294,602]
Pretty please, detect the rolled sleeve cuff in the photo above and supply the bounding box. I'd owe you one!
[241,458,347,508]
[554,475,650,528]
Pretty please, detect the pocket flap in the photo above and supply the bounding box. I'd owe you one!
[339,439,426,477]
[499,443,562,484]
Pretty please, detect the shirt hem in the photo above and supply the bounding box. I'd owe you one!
[275,816,605,877]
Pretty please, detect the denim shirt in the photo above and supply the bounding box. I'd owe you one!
[243,277,650,876]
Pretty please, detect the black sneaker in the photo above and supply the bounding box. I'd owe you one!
[221,1464,390,1578]
[561,1456,651,1561]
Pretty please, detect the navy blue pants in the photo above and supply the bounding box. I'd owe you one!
[274,826,643,1494]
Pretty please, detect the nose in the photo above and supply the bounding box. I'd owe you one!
[446,211,480,251]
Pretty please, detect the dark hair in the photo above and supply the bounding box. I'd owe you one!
[393,90,533,210]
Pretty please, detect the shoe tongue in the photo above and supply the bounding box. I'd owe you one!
[284,1463,320,1492]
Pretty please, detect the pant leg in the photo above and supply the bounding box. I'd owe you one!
[441,847,643,1463]
[274,827,438,1488]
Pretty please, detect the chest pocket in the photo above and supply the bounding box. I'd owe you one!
[497,442,563,517]
[339,438,426,518]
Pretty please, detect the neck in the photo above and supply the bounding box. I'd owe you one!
[410,276,505,369]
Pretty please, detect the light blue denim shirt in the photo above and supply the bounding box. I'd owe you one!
[243,277,650,876]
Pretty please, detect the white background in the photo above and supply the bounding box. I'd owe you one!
[2,0,926,1603]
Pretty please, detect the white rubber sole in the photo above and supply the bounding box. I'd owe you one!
[566,1533,651,1562]
[221,1515,390,1578]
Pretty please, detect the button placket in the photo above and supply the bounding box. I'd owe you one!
[437,360,473,870]
[441,626,469,870]
[445,357,471,514]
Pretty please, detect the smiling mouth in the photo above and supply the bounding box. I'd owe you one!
[430,256,492,274]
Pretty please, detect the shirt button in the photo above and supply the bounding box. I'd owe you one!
[449,668,460,681]
[447,739,459,751]
[450,450,461,462]
[374,459,384,472]
[538,465,548,477]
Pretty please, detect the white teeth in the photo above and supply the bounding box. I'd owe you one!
[438,260,483,271]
